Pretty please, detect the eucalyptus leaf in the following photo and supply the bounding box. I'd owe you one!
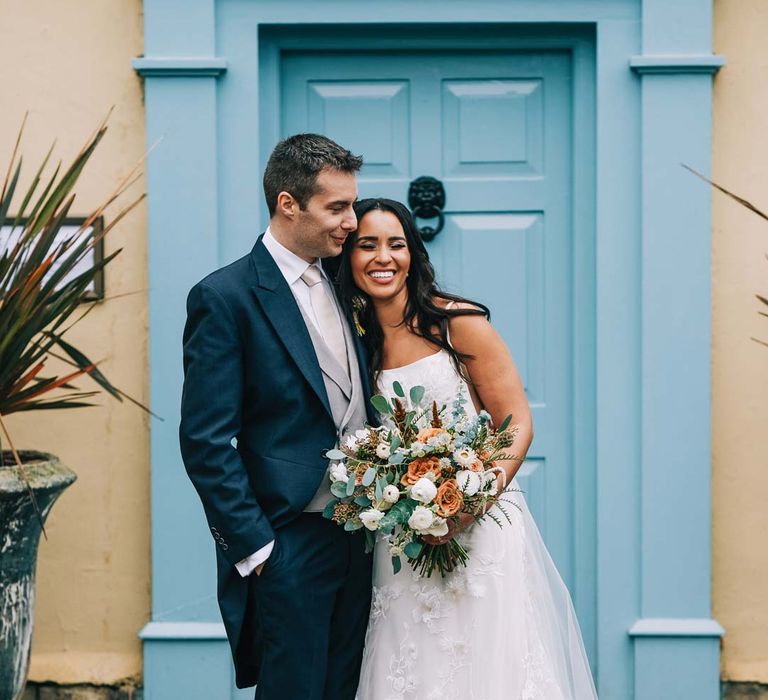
[344,519,363,532]
[379,513,396,531]
[392,381,405,398]
[410,385,425,406]
[325,448,346,460]
[375,477,384,501]
[390,435,401,452]
[330,481,348,498]
[362,466,377,487]
[370,394,392,415]
[322,499,338,519]
[404,541,423,559]
[388,452,405,465]
[354,495,371,507]
[391,555,402,575]
[345,476,357,496]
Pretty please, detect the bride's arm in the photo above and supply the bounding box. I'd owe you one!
[449,309,533,485]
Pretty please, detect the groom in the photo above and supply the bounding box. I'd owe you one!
[179,134,377,699]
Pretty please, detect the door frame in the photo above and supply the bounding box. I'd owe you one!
[255,18,598,659]
[134,2,724,698]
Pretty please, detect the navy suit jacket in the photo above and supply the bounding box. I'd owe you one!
[179,237,376,687]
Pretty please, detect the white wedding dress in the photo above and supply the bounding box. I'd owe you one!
[356,349,598,700]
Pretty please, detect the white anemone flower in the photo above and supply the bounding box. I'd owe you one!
[375,442,391,459]
[359,508,385,531]
[382,484,401,504]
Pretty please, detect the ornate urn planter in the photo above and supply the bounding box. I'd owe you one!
[0,452,76,700]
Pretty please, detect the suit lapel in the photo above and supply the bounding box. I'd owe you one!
[249,239,333,419]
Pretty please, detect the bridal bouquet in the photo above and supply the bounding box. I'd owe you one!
[322,382,518,577]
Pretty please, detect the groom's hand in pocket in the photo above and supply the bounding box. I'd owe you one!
[255,561,266,576]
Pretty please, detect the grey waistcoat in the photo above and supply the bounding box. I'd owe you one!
[294,291,368,511]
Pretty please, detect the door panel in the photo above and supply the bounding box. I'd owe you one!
[282,48,578,599]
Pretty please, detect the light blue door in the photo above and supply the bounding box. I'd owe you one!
[282,48,591,657]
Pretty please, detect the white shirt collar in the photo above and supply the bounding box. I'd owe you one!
[262,227,330,286]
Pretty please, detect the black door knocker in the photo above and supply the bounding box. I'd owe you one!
[408,176,446,241]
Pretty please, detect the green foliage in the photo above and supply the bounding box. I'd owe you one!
[409,385,425,406]
[404,541,423,559]
[0,116,145,418]
[330,481,348,498]
[322,499,338,519]
[370,394,391,415]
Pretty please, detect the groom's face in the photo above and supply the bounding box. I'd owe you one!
[292,169,358,260]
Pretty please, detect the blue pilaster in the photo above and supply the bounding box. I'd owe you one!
[629,0,725,697]
[133,0,240,696]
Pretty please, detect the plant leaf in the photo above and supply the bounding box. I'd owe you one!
[409,385,425,406]
[370,394,391,415]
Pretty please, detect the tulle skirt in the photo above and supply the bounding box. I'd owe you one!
[356,482,598,699]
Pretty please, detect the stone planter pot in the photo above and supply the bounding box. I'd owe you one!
[0,452,76,700]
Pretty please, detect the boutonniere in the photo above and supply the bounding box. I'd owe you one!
[352,295,367,337]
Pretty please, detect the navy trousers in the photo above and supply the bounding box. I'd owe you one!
[250,513,373,700]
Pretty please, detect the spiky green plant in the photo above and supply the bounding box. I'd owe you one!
[0,115,146,523]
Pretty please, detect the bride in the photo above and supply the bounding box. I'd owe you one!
[335,198,598,699]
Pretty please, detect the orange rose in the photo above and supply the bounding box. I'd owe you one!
[468,458,485,473]
[434,479,464,517]
[400,456,442,486]
[416,427,448,443]
[476,450,496,471]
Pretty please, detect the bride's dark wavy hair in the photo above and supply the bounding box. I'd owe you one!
[334,198,489,385]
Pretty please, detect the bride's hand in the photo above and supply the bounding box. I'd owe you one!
[422,513,475,546]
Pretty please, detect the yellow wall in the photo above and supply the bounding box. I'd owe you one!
[713,0,768,685]
[0,0,148,685]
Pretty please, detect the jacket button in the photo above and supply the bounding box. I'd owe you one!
[222,543,229,550]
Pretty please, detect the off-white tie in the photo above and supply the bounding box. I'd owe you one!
[301,264,348,373]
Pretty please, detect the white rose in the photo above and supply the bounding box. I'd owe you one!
[375,442,391,459]
[355,429,369,440]
[329,463,349,483]
[456,469,481,496]
[407,505,435,532]
[410,477,438,504]
[359,508,385,531]
[426,516,449,537]
[453,447,477,468]
[382,484,401,504]
[343,435,358,450]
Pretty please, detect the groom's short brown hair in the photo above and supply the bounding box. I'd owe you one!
[263,134,363,216]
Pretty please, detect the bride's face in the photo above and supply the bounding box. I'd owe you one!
[350,209,411,303]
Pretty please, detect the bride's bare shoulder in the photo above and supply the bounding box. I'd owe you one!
[435,298,499,353]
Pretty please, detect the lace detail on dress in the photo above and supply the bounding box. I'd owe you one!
[357,350,598,700]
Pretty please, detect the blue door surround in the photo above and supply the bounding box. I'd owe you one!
[134,2,724,698]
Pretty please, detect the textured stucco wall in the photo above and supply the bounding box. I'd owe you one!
[0,0,149,685]
[713,0,768,685]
